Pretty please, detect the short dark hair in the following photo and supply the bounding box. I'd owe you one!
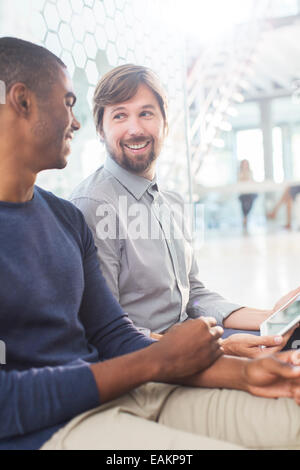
[0,37,66,100]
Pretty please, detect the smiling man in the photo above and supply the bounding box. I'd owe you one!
[71,65,298,356]
[100,82,164,178]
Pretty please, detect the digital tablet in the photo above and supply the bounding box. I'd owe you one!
[260,293,300,336]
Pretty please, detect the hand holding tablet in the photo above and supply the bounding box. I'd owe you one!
[260,292,300,337]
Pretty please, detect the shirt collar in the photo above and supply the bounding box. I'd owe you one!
[104,155,158,200]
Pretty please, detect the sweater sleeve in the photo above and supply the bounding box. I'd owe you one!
[0,360,100,440]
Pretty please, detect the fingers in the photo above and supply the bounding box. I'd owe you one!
[259,325,299,351]
[196,317,223,338]
[208,336,224,360]
[276,350,300,365]
[236,334,283,348]
[199,317,217,328]
[196,317,224,358]
[262,355,300,379]
[292,350,300,365]
[283,323,300,341]
[259,335,283,347]
[210,325,224,339]
[286,349,300,405]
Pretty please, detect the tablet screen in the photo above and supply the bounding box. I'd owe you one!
[263,295,300,335]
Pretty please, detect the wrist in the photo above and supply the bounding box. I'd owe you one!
[261,309,273,317]
[90,346,160,403]
[223,356,250,391]
[258,310,273,329]
[142,341,172,383]
[240,358,253,393]
[135,345,162,382]
[224,308,272,331]
[180,356,250,391]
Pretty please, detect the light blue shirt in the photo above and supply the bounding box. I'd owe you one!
[70,157,241,333]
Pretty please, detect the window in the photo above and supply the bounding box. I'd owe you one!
[272,127,284,183]
[291,128,300,180]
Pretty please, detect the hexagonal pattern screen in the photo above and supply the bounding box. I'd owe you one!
[0,0,190,198]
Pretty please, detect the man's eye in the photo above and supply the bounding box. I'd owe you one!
[113,113,126,120]
[141,111,153,117]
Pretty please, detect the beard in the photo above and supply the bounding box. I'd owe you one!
[105,139,158,175]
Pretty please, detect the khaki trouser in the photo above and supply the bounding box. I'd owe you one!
[41,383,300,450]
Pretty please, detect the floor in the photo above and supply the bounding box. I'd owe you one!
[195,230,300,310]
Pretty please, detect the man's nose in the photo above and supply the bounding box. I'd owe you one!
[72,114,81,132]
[127,117,144,136]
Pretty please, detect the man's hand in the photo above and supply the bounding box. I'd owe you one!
[150,317,224,382]
[91,316,223,404]
[222,327,298,358]
[180,350,300,403]
[244,350,300,403]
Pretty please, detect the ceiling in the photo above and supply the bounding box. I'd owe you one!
[187,8,300,150]
[232,17,300,129]
[243,16,300,102]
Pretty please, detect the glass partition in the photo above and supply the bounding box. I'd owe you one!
[0,0,189,199]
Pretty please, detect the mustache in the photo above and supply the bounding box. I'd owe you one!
[122,137,152,145]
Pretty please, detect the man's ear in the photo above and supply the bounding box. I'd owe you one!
[98,126,105,142]
[8,83,32,117]
[163,120,169,138]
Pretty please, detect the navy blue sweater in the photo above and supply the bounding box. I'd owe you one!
[0,186,153,450]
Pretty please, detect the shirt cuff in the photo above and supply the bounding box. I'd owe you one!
[187,303,243,325]
[136,327,151,337]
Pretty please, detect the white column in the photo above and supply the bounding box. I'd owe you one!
[260,99,274,180]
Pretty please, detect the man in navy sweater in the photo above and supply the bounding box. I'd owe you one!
[1,37,300,451]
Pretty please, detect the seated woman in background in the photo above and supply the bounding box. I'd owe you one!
[267,184,300,230]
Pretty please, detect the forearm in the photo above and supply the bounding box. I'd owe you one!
[178,355,250,391]
[223,307,271,330]
[90,345,159,403]
[90,318,225,403]
[179,352,300,402]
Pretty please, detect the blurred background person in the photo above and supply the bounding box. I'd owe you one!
[267,184,300,230]
[238,159,258,234]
